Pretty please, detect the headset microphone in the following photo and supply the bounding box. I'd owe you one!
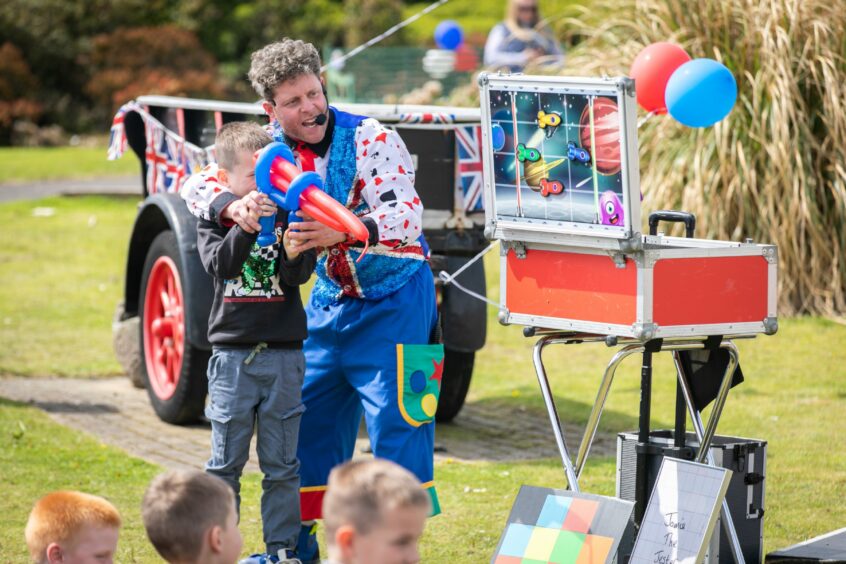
[315,113,327,126]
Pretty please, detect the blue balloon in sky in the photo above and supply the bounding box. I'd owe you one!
[665,58,737,128]
[434,20,463,50]
[491,123,505,151]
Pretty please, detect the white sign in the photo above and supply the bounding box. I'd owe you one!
[630,458,731,564]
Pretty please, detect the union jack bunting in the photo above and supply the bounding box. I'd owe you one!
[398,112,455,124]
[108,101,213,194]
[455,124,484,212]
[107,101,141,161]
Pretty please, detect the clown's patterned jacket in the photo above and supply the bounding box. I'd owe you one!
[181,108,427,307]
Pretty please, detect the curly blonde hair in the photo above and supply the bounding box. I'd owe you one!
[248,39,322,102]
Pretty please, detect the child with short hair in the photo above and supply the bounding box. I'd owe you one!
[191,121,316,564]
[142,469,243,564]
[322,459,431,564]
[24,491,121,564]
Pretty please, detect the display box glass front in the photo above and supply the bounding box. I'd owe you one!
[479,74,641,247]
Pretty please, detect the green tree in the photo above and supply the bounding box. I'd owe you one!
[0,0,176,131]
[344,0,406,48]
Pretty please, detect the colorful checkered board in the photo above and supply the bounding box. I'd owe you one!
[492,486,634,564]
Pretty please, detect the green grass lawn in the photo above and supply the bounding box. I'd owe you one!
[1,195,845,561]
[0,146,137,184]
[0,195,140,377]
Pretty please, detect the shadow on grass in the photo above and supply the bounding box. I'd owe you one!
[0,396,120,414]
[433,391,663,461]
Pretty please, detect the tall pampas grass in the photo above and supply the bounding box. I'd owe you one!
[548,0,846,315]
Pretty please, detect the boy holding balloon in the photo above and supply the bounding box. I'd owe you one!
[190,120,317,564]
[183,39,442,564]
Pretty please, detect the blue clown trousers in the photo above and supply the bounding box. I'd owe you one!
[296,264,441,519]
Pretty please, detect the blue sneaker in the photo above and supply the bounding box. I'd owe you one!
[297,523,320,564]
[238,550,301,564]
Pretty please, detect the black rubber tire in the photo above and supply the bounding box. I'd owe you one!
[138,231,209,424]
[435,348,475,423]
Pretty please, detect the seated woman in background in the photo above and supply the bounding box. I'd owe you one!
[484,0,564,72]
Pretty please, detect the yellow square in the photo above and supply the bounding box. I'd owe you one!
[524,526,560,561]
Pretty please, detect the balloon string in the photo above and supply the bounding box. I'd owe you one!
[321,0,451,73]
[637,110,658,129]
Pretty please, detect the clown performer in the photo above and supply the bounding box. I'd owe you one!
[180,39,443,564]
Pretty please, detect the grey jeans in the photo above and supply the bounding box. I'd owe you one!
[205,345,305,554]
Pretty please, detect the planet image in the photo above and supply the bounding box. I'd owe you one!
[491,123,506,151]
[521,157,566,191]
[579,97,621,175]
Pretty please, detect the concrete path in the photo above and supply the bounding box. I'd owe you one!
[0,376,614,472]
[0,175,140,203]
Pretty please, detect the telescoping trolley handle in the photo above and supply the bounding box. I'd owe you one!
[648,210,696,238]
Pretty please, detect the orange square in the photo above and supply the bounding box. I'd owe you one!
[576,534,613,564]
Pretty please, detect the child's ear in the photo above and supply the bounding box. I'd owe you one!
[45,542,63,563]
[218,167,229,186]
[336,525,356,557]
[208,524,224,554]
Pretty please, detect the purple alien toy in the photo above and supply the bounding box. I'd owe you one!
[599,190,625,226]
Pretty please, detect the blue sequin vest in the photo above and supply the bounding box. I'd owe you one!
[271,108,427,306]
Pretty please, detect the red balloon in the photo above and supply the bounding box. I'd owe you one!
[629,42,691,114]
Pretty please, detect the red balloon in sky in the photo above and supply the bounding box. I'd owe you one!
[579,97,621,175]
[630,42,691,114]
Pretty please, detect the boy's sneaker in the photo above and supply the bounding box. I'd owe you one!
[238,550,301,564]
[297,523,320,564]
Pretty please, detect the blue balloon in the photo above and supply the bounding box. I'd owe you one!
[434,20,463,50]
[491,123,505,151]
[665,58,737,128]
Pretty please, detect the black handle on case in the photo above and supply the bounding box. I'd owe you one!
[648,210,696,238]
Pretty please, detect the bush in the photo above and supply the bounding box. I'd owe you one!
[84,25,226,115]
[562,0,846,316]
[0,42,42,144]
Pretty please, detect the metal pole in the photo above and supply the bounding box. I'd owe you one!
[673,347,746,564]
[532,336,580,491]
[634,349,653,526]
[575,344,643,478]
[696,342,739,461]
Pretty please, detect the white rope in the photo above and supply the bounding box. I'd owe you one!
[437,240,502,308]
[321,0,452,72]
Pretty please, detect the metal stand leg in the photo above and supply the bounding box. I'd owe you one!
[674,343,745,564]
[634,348,654,525]
[533,336,580,491]
[574,344,644,478]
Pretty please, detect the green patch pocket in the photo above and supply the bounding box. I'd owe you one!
[396,343,445,427]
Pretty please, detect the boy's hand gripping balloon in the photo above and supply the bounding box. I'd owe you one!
[254,142,370,255]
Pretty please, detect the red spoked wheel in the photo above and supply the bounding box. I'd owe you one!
[139,231,208,424]
[143,255,184,401]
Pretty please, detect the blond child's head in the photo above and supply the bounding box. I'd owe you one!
[215,121,272,198]
[141,470,242,564]
[24,491,121,564]
[323,459,431,564]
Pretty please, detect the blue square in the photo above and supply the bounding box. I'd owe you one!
[537,495,571,529]
[499,523,535,557]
